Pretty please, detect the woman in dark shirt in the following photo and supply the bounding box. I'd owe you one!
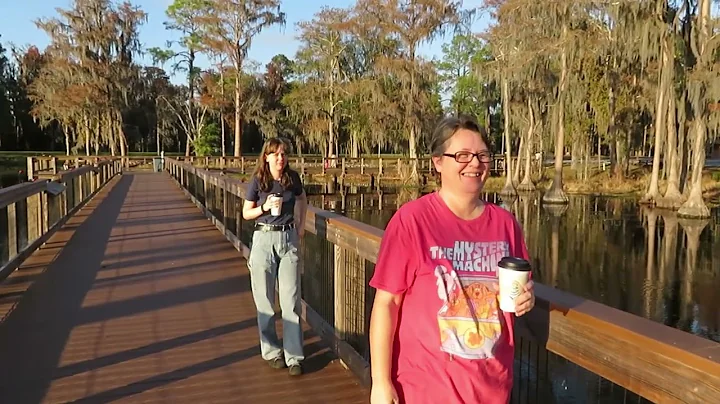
[242,137,307,376]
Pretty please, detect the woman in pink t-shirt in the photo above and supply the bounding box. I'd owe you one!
[369,116,536,404]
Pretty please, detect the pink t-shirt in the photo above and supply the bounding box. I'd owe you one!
[369,192,529,404]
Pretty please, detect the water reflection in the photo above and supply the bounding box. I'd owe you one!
[0,170,26,188]
[307,186,720,342]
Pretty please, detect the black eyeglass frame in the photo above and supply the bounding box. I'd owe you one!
[441,151,494,163]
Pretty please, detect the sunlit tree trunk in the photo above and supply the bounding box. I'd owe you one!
[518,98,536,192]
[500,77,516,196]
[543,24,569,204]
[678,0,711,218]
[658,71,685,209]
[641,33,669,205]
[234,59,242,157]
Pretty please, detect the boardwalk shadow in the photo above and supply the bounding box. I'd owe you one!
[104,225,214,243]
[92,257,241,289]
[68,344,262,403]
[54,318,256,380]
[67,339,336,403]
[98,242,234,272]
[301,336,339,375]
[0,174,134,403]
[76,274,248,325]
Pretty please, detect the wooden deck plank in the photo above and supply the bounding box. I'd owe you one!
[0,172,368,404]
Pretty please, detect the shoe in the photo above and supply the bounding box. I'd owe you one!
[288,363,303,376]
[267,356,286,369]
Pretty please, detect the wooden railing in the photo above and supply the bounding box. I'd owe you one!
[171,155,660,177]
[0,159,123,281]
[26,156,155,179]
[165,157,719,403]
[174,155,513,178]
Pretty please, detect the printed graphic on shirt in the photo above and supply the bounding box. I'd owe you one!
[431,240,510,360]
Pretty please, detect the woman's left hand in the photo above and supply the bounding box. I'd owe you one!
[514,280,535,316]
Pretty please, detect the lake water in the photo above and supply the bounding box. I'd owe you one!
[0,171,26,189]
[0,158,26,189]
[306,184,720,343]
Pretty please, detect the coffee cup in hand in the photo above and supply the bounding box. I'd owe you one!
[269,194,282,216]
[497,257,531,313]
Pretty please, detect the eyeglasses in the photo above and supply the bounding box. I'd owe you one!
[442,151,493,163]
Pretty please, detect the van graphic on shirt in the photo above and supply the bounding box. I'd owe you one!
[431,240,510,360]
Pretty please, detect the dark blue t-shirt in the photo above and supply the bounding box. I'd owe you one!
[246,170,304,226]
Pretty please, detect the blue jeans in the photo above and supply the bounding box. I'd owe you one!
[247,228,304,366]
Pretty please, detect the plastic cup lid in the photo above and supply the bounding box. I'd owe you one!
[498,256,531,271]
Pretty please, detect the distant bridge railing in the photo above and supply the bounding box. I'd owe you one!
[26,156,153,179]
[176,155,443,178]
[1,158,122,282]
[24,154,671,184]
[175,155,667,180]
[164,157,719,403]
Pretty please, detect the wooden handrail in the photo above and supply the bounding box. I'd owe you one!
[164,157,720,403]
[1,159,123,282]
[0,181,48,210]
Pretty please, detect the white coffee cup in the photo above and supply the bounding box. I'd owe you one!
[269,194,282,216]
[497,256,531,313]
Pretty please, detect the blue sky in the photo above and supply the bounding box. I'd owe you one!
[0,0,490,83]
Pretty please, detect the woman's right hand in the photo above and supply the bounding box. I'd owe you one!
[370,380,398,404]
[262,197,278,213]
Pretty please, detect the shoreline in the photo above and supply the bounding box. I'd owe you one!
[304,168,720,208]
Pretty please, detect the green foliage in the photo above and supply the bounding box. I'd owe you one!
[194,122,220,156]
[437,34,492,119]
[712,171,720,183]
[0,39,14,142]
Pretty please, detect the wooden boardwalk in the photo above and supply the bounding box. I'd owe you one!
[0,172,368,404]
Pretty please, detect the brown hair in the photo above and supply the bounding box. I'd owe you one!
[429,116,492,186]
[254,137,297,192]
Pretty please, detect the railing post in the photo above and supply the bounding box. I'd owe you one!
[27,193,40,243]
[94,168,100,191]
[334,245,346,339]
[7,203,18,259]
[222,179,229,230]
[26,157,34,181]
[78,173,84,202]
[360,158,364,175]
[203,174,208,206]
[62,180,69,216]
[233,182,242,242]
[40,191,49,234]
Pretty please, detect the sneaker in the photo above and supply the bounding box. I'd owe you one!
[288,363,303,376]
[267,356,286,369]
